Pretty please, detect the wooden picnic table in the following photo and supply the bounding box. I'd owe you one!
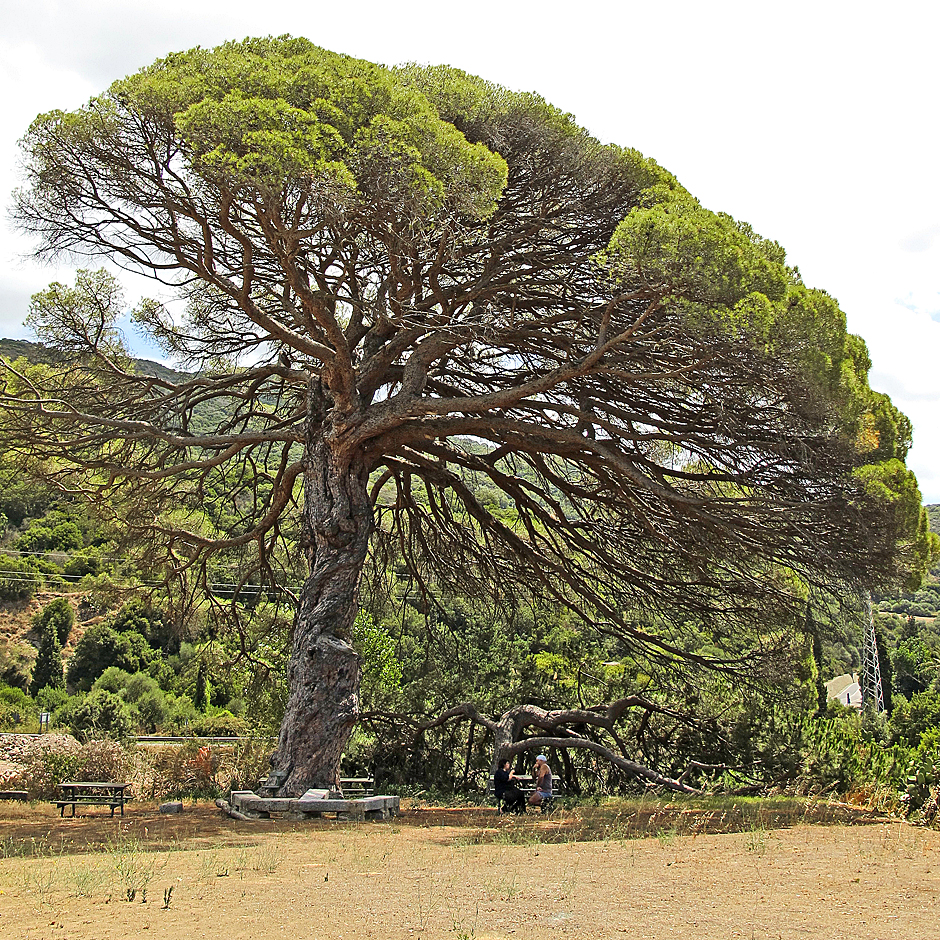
[55,781,131,817]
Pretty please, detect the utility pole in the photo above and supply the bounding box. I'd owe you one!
[861,593,885,713]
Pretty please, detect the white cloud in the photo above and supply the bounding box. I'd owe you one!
[900,225,940,254]
[1,0,938,501]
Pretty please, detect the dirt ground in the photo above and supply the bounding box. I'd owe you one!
[1,801,938,940]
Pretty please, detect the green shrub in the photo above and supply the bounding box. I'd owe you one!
[62,552,101,579]
[131,689,168,732]
[50,521,83,551]
[109,599,180,654]
[32,597,74,646]
[160,693,199,735]
[91,668,170,733]
[58,689,135,741]
[889,690,940,748]
[93,666,134,695]
[0,638,35,691]
[0,478,52,527]
[13,519,83,554]
[66,624,154,691]
[0,553,38,601]
[13,525,54,553]
[189,711,248,737]
[13,747,82,799]
[35,684,69,713]
[0,683,33,731]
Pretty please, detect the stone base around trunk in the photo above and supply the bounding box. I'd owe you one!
[229,790,400,820]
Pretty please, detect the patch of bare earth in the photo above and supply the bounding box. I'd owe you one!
[1,802,938,939]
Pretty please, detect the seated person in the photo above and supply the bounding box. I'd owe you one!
[494,758,526,814]
[527,754,552,809]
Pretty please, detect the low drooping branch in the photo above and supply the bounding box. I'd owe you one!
[359,697,711,794]
[500,736,699,793]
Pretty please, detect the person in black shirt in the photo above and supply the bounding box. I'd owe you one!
[494,758,526,814]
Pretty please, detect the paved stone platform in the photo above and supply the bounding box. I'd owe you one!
[230,789,400,820]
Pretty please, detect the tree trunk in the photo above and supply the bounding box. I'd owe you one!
[270,412,371,796]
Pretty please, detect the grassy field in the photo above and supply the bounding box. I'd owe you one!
[1,797,938,939]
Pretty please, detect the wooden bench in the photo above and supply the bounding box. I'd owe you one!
[54,781,130,817]
[0,790,28,801]
[257,772,374,797]
[339,777,374,797]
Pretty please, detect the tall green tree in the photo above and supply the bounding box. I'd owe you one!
[2,38,934,793]
[29,625,64,697]
[32,597,74,647]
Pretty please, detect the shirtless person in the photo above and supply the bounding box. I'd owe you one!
[528,754,552,808]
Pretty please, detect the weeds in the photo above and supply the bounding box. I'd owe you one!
[108,838,163,901]
[254,843,283,873]
[483,870,519,901]
[63,858,107,897]
[1,835,54,859]
[744,824,769,856]
[656,827,677,847]
[21,865,57,906]
[449,899,479,940]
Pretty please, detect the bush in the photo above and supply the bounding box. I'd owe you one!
[8,737,136,800]
[890,690,940,748]
[148,740,220,799]
[0,478,52,528]
[58,689,135,741]
[93,666,134,695]
[0,683,33,731]
[109,599,180,654]
[7,734,82,799]
[32,597,75,646]
[66,624,154,691]
[13,525,54,553]
[13,519,83,554]
[35,684,69,713]
[91,668,171,733]
[72,738,135,785]
[0,638,35,691]
[62,552,102,579]
[160,693,199,734]
[189,711,248,737]
[0,553,38,601]
[131,689,169,732]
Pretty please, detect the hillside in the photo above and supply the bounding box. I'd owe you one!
[0,337,186,383]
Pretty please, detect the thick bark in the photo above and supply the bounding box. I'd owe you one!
[270,404,372,796]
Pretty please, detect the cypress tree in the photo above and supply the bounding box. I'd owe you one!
[29,625,64,697]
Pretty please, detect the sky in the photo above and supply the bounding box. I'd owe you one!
[1,0,938,499]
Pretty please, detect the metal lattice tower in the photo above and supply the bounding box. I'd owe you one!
[861,593,885,713]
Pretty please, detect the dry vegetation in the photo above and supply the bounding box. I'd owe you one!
[1,799,938,939]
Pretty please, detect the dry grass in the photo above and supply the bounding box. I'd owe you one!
[1,798,937,939]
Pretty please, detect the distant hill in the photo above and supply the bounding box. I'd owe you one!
[928,504,940,535]
[0,337,186,384]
